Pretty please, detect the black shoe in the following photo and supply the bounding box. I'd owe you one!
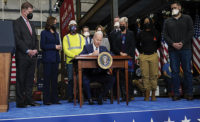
[186,96,193,101]
[184,94,193,101]
[43,102,52,105]
[27,102,41,106]
[16,104,27,108]
[88,99,94,105]
[172,96,181,101]
[98,98,103,105]
[54,102,61,104]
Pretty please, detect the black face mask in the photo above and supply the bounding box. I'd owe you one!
[27,13,33,20]
[51,25,56,32]
[144,23,152,30]
[120,26,126,32]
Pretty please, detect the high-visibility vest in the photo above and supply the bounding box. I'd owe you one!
[63,34,85,64]
[66,34,82,50]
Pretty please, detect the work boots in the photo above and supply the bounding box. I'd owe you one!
[144,90,150,101]
[151,90,156,101]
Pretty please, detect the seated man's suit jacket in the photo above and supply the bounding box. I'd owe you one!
[80,44,110,74]
[80,44,109,55]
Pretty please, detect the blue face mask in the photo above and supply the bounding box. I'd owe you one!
[70,25,77,33]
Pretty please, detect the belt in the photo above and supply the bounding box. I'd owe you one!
[142,52,156,55]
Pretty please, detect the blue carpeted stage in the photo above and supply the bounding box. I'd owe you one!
[0,97,200,122]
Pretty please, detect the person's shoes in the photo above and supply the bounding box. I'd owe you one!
[186,96,193,101]
[27,102,41,106]
[183,94,193,101]
[88,99,94,105]
[151,90,156,101]
[172,96,181,101]
[98,97,103,105]
[144,90,150,101]
[43,102,52,105]
[54,102,61,104]
[16,104,27,108]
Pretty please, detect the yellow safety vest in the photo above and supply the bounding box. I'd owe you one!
[63,33,85,64]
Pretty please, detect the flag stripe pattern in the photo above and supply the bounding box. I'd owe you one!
[192,15,200,74]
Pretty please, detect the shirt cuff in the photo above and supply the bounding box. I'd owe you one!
[26,50,29,54]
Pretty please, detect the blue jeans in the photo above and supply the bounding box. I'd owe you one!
[169,50,193,97]
[67,64,73,99]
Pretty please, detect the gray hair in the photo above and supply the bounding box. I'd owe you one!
[119,17,128,23]
[94,31,103,38]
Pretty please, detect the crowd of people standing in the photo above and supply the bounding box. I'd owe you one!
[13,1,195,108]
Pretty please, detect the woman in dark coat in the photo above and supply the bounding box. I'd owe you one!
[40,16,61,105]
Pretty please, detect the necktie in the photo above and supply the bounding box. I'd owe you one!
[26,21,32,35]
[85,37,88,45]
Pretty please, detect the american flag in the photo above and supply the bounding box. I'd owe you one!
[161,32,169,65]
[157,49,162,76]
[135,26,141,65]
[192,14,200,74]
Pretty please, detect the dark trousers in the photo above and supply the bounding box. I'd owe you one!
[82,72,115,99]
[16,58,36,105]
[66,64,73,99]
[163,76,173,93]
[43,62,59,104]
[169,50,193,97]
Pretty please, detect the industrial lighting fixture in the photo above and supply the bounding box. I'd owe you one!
[53,0,64,11]
[53,1,59,10]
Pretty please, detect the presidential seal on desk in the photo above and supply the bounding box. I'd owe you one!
[97,52,113,69]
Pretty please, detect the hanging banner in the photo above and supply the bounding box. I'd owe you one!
[60,0,75,39]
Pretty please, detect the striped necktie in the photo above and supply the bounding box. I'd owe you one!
[26,21,32,35]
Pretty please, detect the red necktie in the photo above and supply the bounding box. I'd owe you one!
[26,21,32,35]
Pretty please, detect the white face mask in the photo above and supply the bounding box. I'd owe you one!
[172,9,179,16]
[114,22,120,28]
[83,32,90,37]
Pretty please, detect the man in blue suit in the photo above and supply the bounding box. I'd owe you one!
[82,26,92,45]
[80,31,115,105]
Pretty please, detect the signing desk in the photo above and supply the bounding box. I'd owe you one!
[73,55,132,107]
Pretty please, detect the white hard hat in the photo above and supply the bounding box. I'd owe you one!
[69,20,77,26]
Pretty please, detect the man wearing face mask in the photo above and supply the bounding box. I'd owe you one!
[137,17,161,101]
[164,1,194,101]
[112,17,136,101]
[109,17,120,52]
[13,2,40,108]
[82,26,92,45]
[63,20,85,102]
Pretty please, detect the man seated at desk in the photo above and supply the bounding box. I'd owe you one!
[80,31,115,105]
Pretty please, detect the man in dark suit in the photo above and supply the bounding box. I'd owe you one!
[109,16,120,52]
[13,2,40,108]
[80,31,115,105]
[82,26,92,45]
